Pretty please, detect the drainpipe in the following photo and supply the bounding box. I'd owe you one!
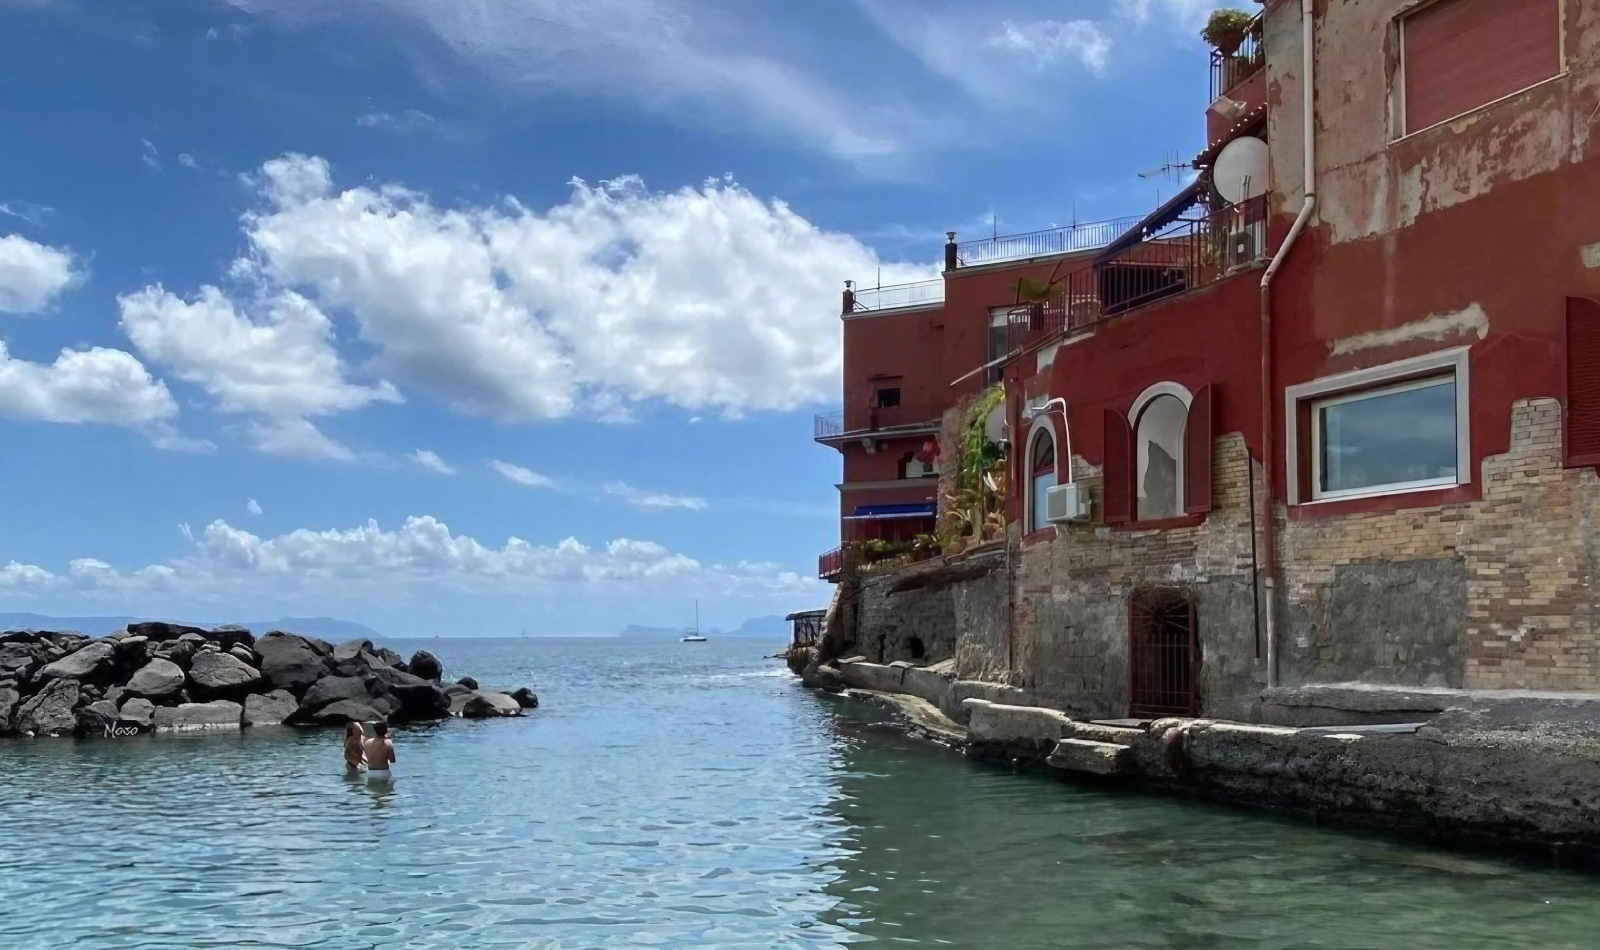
[1258,0,1316,689]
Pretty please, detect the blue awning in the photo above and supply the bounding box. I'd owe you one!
[845,502,936,521]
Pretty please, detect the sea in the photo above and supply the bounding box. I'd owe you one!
[4,636,1600,949]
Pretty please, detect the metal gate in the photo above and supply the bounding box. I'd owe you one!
[1128,587,1199,718]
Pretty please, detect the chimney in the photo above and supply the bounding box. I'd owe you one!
[944,232,958,272]
[842,280,855,315]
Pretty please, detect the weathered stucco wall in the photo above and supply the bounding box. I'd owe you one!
[851,552,1007,668]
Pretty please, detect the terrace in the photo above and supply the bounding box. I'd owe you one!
[844,278,944,315]
[950,216,1145,270]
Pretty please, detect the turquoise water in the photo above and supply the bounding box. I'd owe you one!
[3,637,1600,948]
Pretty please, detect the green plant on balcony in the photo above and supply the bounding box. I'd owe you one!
[1201,8,1255,56]
[940,385,1008,554]
[1010,276,1054,304]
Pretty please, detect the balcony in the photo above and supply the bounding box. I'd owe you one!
[952,216,1144,270]
[997,195,1272,350]
[818,546,844,581]
[1209,13,1264,103]
[845,278,943,314]
[814,403,942,446]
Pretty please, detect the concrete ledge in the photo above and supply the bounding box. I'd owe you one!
[962,698,1074,750]
[1047,738,1132,775]
[836,660,905,693]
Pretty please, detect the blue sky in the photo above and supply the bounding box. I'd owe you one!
[0,0,1216,636]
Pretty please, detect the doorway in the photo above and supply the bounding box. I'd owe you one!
[1128,587,1199,718]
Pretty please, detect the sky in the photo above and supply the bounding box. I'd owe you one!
[0,0,1218,636]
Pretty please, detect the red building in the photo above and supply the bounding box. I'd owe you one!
[820,0,1600,722]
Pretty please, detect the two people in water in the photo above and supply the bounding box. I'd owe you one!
[343,721,397,780]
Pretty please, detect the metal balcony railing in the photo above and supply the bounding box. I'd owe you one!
[954,216,1144,269]
[847,279,944,313]
[1209,13,1265,102]
[818,547,844,580]
[815,404,941,441]
[999,195,1272,351]
[814,411,845,440]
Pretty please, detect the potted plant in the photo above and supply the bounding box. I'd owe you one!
[1201,8,1255,56]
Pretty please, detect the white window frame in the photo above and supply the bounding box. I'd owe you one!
[1129,382,1192,521]
[1024,418,1057,532]
[1310,375,1459,501]
[1284,346,1471,506]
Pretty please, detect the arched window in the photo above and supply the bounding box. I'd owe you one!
[1135,393,1187,520]
[1028,426,1057,532]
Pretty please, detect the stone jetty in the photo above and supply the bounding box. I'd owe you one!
[0,622,538,738]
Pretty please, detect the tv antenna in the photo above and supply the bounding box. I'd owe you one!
[1136,149,1191,182]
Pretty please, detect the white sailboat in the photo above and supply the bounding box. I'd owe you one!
[681,601,708,642]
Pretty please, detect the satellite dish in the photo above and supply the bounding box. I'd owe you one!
[1212,136,1268,205]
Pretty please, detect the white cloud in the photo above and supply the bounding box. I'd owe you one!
[0,515,820,600]
[490,459,557,489]
[178,153,198,169]
[0,201,52,227]
[141,139,161,171]
[0,338,178,427]
[0,234,80,313]
[603,482,707,511]
[1118,0,1217,30]
[245,417,359,461]
[229,154,928,421]
[987,20,1111,73]
[246,497,263,516]
[407,449,455,475]
[356,109,438,134]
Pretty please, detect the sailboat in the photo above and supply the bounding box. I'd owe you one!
[681,601,708,642]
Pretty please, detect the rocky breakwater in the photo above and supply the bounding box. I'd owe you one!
[0,622,539,738]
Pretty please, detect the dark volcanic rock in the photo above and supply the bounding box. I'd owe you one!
[256,633,328,693]
[510,687,540,709]
[0,687,19,735]
[188,651,263,698]
[408,650,443,681]
[76,700,121,737]
[126,621,209,643]
[125,658,186,699]
[153,700,243,731]
[119,697,156,729]
[306,699,384,725]
[455,676,479,690]
[297,675,376,716]
[16,678,80,735]
[210,625,255,651]
[228,645,258,666]
[243,690,298,727]
[462,691,522,718]
[333,639,372,662]
[151,639,197,668]
[367,666,450,720]
[373,646,404,669]
[36,641,117,683]
[0,641,43,680]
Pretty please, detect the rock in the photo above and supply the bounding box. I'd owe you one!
[81,684,103,701]
[373,646,404,668]
[151,639,197,668]
[243,690,298,727]
[15,678,81,735]
[0,641,41,679]
[36,641,117,683]
[256,632,329,693]
[112,636,151,667]
[301,635,334,656]
[448,690,472,716]
[119,697,156,729]
[125,658,186,699]
[228,645,258,665]
[210,625,255,651]
[0,687,19,735]
[333,639,373,662]
[103,685,126,707]
[298,675,376,713]
[126,621,210,642]
[510,687,539,709]
[188,651,263,698]
[462,691,523,718]
[153,700,243,732]
[367,666,450,720]
[456,676,479,690]
[198,641,221,654]
[408,650,444,681]
[76,700,121,737]
[305,699,385,725]
[443,682,471,696]
[331,649,390,678]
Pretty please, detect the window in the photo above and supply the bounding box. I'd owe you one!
[1401,0,1560,135]
[874,387,901,409]
[1313,378,1458,499]
[900,451,933,479]
[1284,347,1471,506]
[1135,394,1187,520]
[1028,426,1057,532]
[987,309,1009,385]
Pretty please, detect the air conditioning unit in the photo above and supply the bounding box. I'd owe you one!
[1045,482,1091,523]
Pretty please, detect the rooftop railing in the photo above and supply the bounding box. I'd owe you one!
[846,278,944,314]
[815,403,942,441]
[954,216,1144,269]
[815,411,845,440]
[1210,13,1265,102]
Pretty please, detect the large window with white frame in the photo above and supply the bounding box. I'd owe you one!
[1134,391,1188,520]
[1027,426,1056,532]
[1284,347,1471,506]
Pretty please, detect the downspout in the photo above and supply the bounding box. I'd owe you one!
[1259,0,1316,689]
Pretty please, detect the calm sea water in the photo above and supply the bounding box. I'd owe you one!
[3,637,1600,949]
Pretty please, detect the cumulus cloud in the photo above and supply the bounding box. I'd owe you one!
[603,482,707,511]
[245,417,360,461]
[490,460,557,489]
[0,515,819,601]
[407,449,455,475]
[0,234,81,313]
[986,20,1111,73]
[0,338,177,427]
[246,497,263,516]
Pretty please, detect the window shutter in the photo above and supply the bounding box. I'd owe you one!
[1185,385,1214,514]
[1103,408,1133,524]
[1565,297,1600,467]
[1403,0,1560,134]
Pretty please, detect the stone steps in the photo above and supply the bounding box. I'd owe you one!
[1046,737,1133,776]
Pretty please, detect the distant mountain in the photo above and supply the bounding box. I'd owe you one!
[0,613,381,642]
[617,614,788,639]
